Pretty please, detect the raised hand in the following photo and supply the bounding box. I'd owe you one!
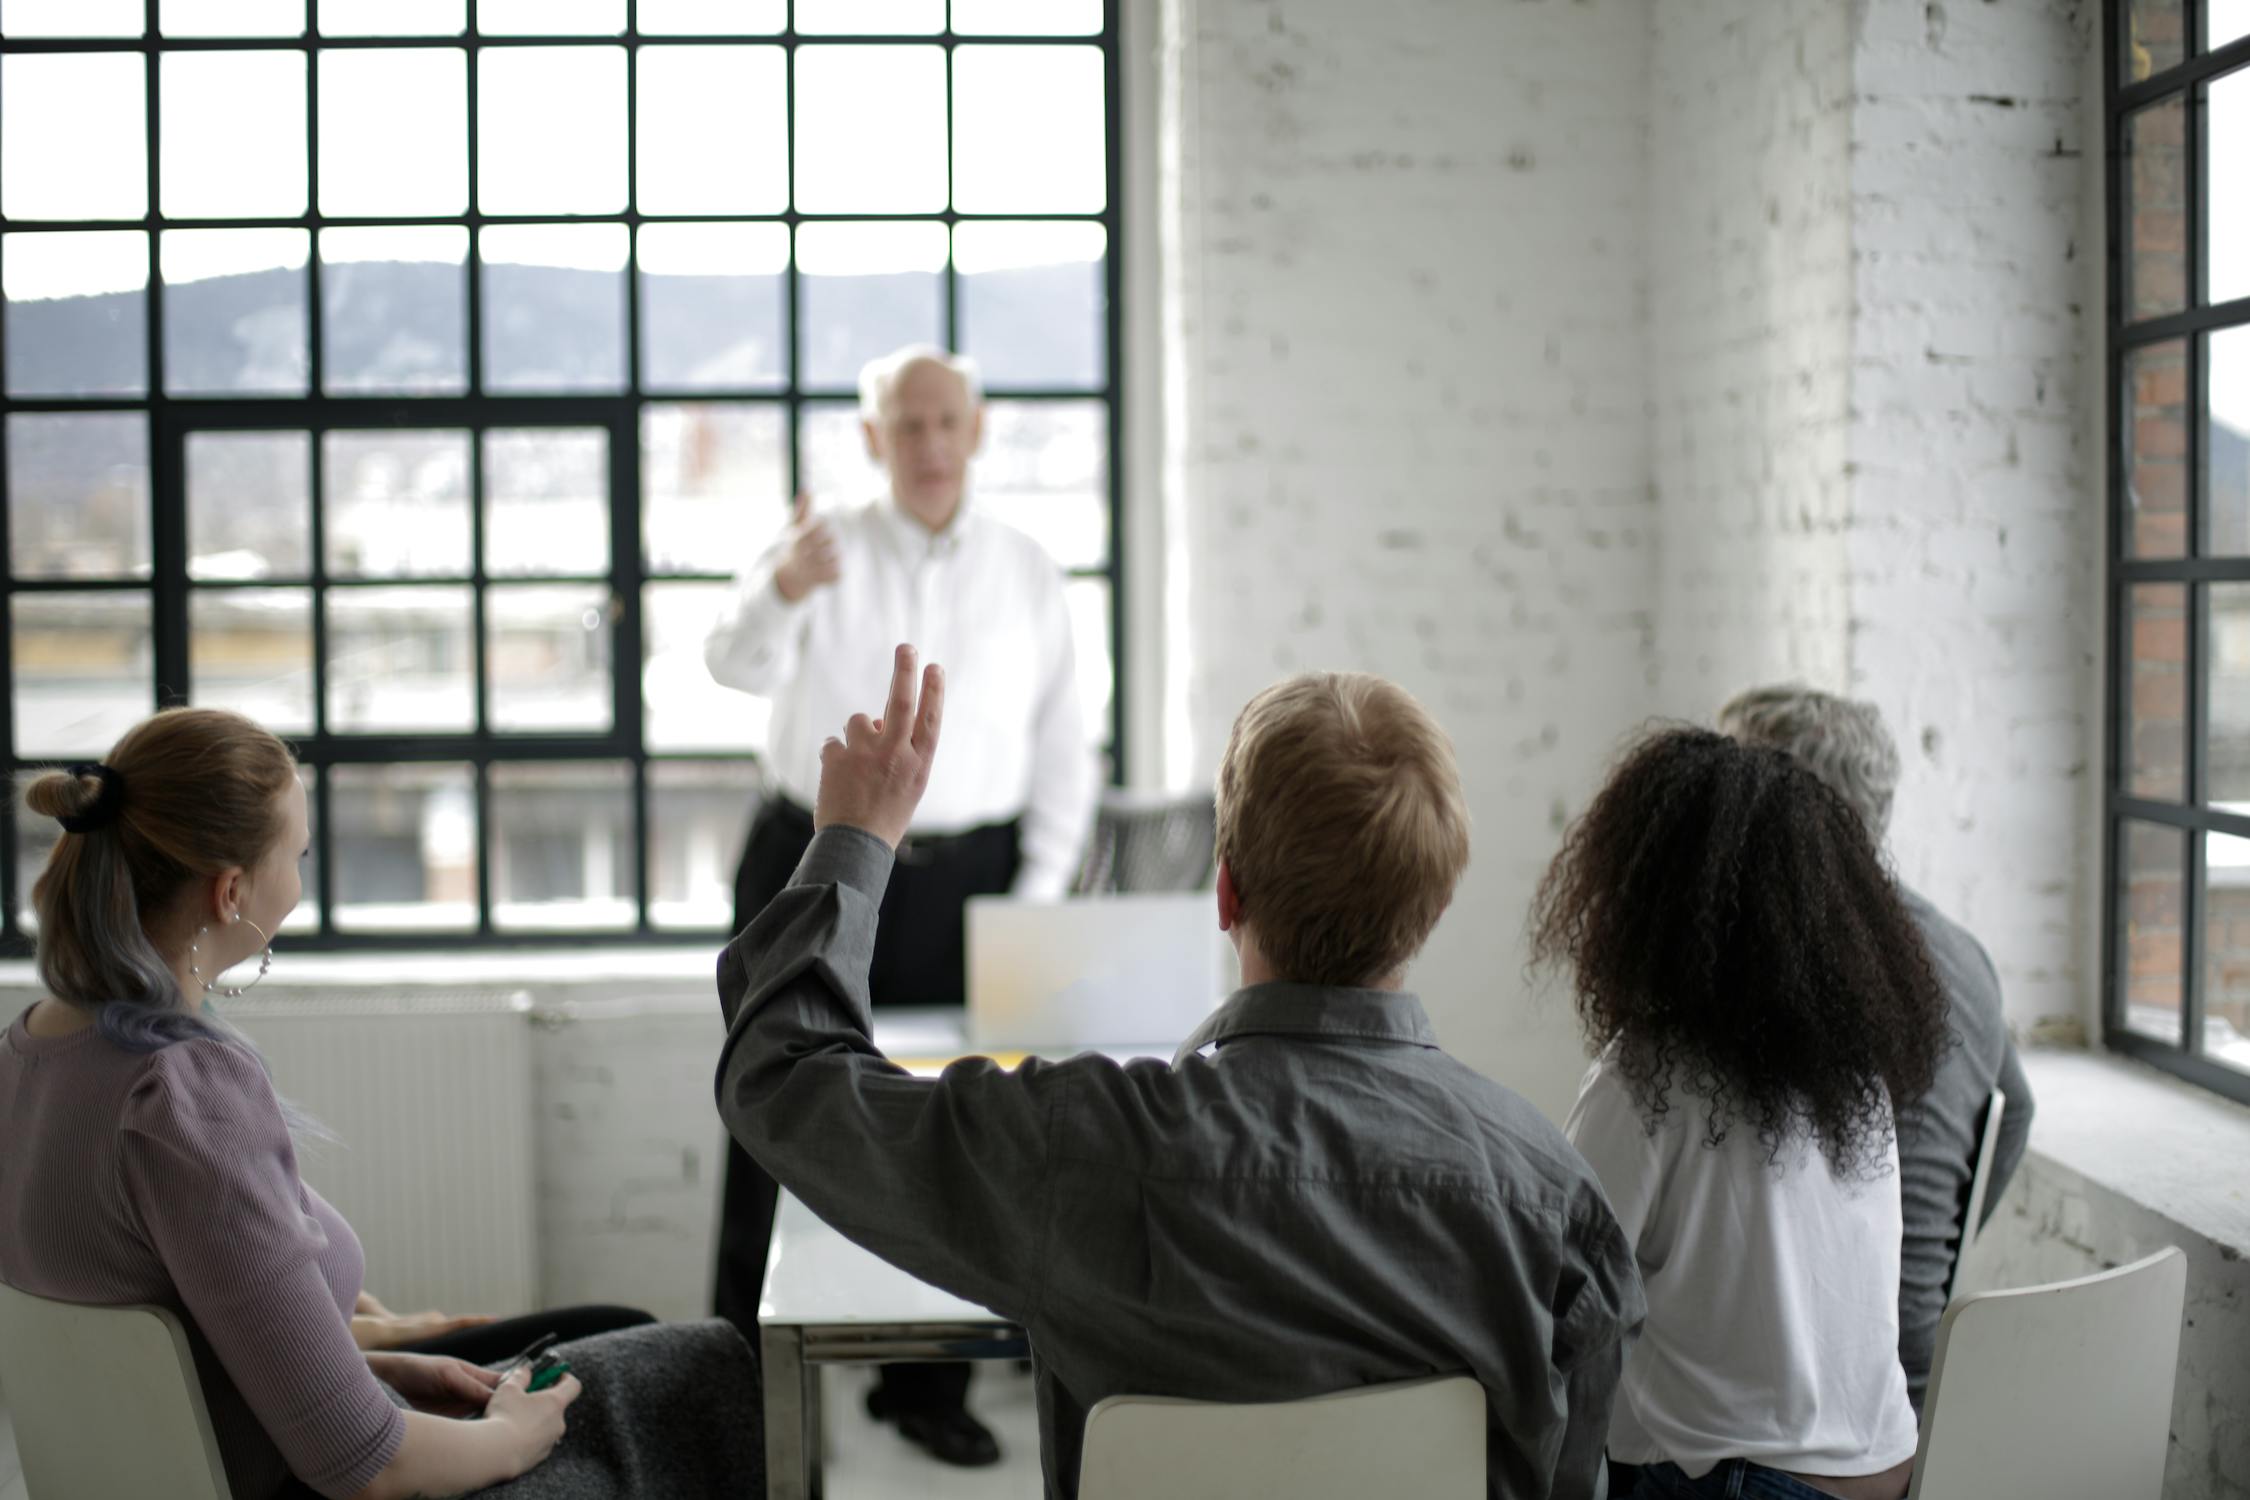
[812,643,946,850]
[772,492,842,603]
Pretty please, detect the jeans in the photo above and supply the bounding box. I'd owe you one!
[1617,1458,1848,1500]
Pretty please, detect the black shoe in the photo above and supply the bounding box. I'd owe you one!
[865,1389,1003,1468]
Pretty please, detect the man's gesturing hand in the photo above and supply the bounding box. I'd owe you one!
[812,643,945,850]
[772,492,841,603]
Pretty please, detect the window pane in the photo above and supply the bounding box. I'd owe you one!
[6,413,151,581]
[321,226,470,396]
[2203,831,2250,1071]
[639,0,783,33]
[491,762,632,932]
[2125,0,2185,81]
[645,582,769,750]
[479,47,626,215]
[974,400,1107,569]
[161,0,303,32]
[481,224,628,393]
[2128,583,2189,801]
[2127,95,2188,320]
[798,399,875,503]
[957,221,1104,388]
[487,584,612,731]
[952,46,1105,213]
[319,49,468,216]
[187,430,310,580]
[643,402,787,572]
[3,231,148,398]
[793,47,946,211]
[1,54,146,221]
[952,0,1100,33]
[329,762,476,931]
[796,221,944,388]
[483,428,610,577]
[190,588,313,734]
[1065,575,1112,747]
[2210,584,2250,801]
[1,0,142,36]
[318,0,463,33]
[159,52,307,219]
[649,760,760,928]
[162,229,310,397]
[2215,329,2250,560]
[2211,66,2249,306]
[325,586,474,732]
[2120,821,2187,1043]
[2126,339,2190,558]
[476,0,622,32]
[638,223,788,391]
[289,764,320,932]
[2211,1,2250,51]
[637,46,786,214]
[795,0,939,31]
[11,592,152,758]
[324,430,473,578]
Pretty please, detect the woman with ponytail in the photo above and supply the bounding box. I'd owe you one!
[0,709,761,1500]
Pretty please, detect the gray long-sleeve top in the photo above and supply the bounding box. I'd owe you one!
[714,826,1645,1500]
[1895,886,2036,1406]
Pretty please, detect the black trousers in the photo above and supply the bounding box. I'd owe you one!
[399,1305,656,1365]
[712,796,1022,1414]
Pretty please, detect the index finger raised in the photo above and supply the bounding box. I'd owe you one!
[881,644,919,745]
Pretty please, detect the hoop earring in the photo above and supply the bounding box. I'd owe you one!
[187,916,273,999]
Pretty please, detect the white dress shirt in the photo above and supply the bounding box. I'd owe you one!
[704,495,1097,900]
[1564,1048,1920,1482]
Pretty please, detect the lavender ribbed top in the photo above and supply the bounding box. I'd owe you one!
[0,1010,407,1499]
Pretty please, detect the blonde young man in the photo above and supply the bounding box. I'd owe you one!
[714,648,1645,1499]
[703,345,1096,1463]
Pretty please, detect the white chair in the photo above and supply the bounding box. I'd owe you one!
[1908,1246,2186,1500]
[0,1280,234,1500]
[1945,1088,2007,1304]
[1077,1374,1484,1500]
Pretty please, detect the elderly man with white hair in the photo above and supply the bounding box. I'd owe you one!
[702,344,1097,1466]
[1717,685,2036,1417]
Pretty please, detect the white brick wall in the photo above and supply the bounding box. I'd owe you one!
[1167,0,1658,1121]
[1845,0,2100,1037]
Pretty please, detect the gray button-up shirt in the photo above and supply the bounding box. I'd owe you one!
[715,827,1644,1499]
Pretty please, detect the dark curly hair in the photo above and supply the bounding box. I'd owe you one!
[1530,726,1948,1177]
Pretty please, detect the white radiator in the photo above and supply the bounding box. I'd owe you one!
[224,988,538,1318]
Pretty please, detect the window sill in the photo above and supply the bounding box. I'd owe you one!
[2017,1044,2250,1257]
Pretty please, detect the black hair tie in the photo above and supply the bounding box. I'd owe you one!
[58,762,126,834]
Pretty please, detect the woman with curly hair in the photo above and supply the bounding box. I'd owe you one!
[1533,727,1947,1500]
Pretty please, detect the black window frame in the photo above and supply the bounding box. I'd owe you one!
[2104,0,2250,1104]
[0,0,1126,954]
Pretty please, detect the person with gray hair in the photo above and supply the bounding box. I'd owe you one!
[1717,685,2035,1413]
[703,343,1097,1466]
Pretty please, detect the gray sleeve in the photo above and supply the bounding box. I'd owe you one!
[1549,1216,1644,1500]
[1981,1038,2036,1227]
[712,824,1058,1324]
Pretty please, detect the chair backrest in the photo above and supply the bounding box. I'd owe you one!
[1074,790,1217,895]
[1077,1375,1485,1500]
[1908,1246,2186,1500]
[0,1280,233,1500]
[1945,1088,2007,1304]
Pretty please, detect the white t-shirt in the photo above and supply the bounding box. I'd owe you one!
[1564,1047,1920,1481]
[703,496,1096,899]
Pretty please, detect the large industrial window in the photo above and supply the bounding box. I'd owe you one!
[0,0,1121,949]
[2107,0,2250,1102]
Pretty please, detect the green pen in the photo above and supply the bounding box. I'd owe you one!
[527,1353,573,1392]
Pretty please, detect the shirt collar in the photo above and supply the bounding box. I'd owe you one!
[877,493,973,559]
[1172,981,1441,1065]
